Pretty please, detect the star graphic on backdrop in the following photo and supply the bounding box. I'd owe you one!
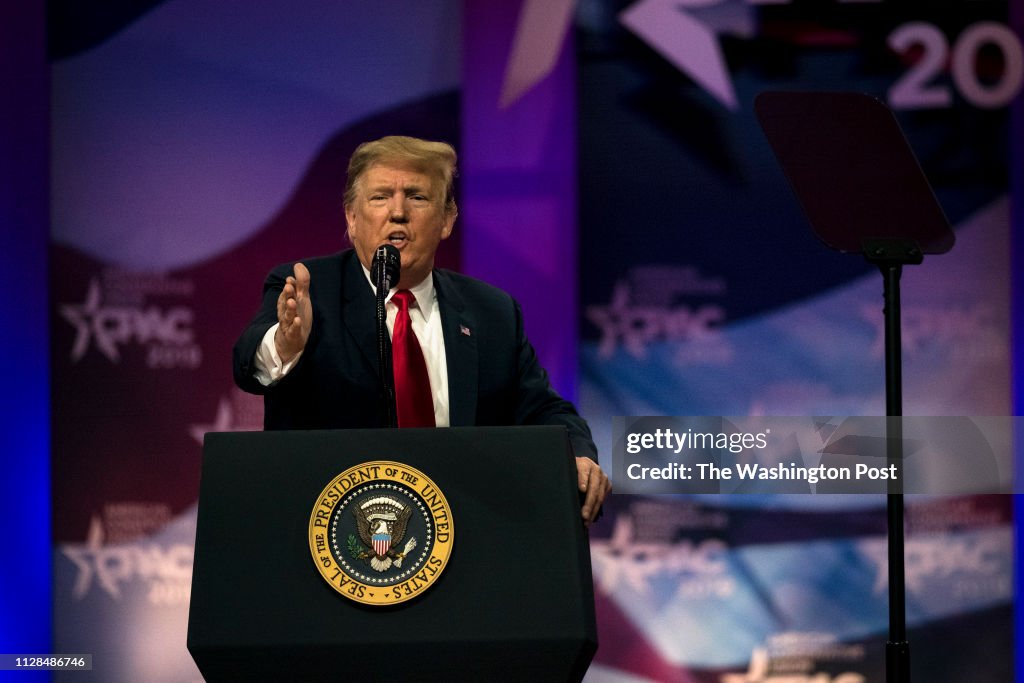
[619,0,739,109]
[60,279,119,362]
[189,398,233,444]
[505,0,883,110]
[62,516,116,599]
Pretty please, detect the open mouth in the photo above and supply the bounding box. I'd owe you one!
[387,231,408,246]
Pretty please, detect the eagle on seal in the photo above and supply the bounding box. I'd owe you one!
[353,497,417,572]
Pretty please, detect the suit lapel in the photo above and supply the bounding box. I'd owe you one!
[340,252,381,375]
[435,270,478,426]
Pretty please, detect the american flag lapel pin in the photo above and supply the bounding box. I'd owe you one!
[460,325,471,337]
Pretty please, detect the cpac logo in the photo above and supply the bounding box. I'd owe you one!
[60,279,194,363]
[619,0,882,110]
[861,303,1004,359]
[587,281,725,359]
[62,517,194,605]
[861,533,1007,595]
[591,514,733,598]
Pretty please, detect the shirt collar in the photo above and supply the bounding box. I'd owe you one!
[360,265,436,315]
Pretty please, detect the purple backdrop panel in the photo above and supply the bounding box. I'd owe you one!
[49,2,463,680]
[461,0,579,401]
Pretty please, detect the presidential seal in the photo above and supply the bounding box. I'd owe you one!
[308,461,454,606]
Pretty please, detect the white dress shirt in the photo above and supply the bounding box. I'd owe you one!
[253,269,450,427]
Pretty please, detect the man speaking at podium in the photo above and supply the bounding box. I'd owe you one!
[233,136,609,525]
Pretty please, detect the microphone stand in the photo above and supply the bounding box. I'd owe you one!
[372,245,400,428]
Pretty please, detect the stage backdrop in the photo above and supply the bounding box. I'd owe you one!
[49,1,1017,681]
[576,1,1016,681]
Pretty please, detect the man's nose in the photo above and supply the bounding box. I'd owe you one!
[388,196,409,221]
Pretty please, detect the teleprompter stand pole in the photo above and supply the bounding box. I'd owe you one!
[867,240,923,683]
[755,91,955,683]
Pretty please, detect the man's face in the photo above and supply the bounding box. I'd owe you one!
[346,162,455,290]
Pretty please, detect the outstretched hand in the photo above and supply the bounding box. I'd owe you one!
[576,457,611,527]
[274,262,312,363]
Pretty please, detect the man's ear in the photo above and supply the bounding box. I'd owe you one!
[441,205,457,240]
[344,204,355,240]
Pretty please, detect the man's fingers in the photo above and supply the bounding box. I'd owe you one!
[278,273,310,323]
[581,478,600,523]
[576,457,610,525]
[278,293,296,324]
[291,263,313,335]
[275,263,313,363]
[582,470,607,522]
[277,279,295,313]
[281,312,302,335]
[283,319,304,344]
[578,461,591,493]
[293,262,310,297]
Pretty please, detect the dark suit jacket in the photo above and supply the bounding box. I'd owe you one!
[233,250,597,460]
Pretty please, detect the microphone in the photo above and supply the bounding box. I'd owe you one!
[371,244,401,292]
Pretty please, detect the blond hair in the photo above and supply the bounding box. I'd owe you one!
[344,136,457,213]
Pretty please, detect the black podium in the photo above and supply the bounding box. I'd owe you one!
[187,426,598,682]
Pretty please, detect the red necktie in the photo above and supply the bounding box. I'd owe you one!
[391,290,435,427]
